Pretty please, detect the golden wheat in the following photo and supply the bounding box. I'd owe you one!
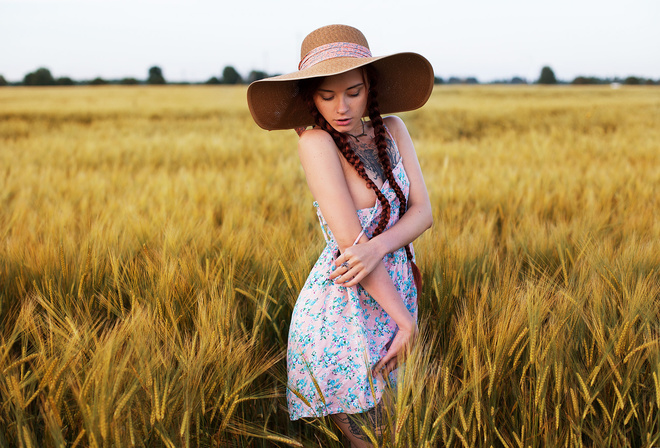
[0,84,659,447]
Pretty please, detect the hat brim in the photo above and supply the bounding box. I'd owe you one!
[247,52,434,131]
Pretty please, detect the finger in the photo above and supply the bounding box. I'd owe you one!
[334,274,354,285]
[373,351,396,374]
[335,247,355,267]
[329,262,350,280]
[334,265,357,284]
[341,271,364,287]
[384,357,398,375]
[376,357,399,378]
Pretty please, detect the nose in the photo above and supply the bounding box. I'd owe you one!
[337,95,349,113]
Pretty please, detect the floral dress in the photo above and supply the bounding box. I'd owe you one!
[287,132,418,420]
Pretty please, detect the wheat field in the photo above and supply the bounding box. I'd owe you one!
[1,85,659,447]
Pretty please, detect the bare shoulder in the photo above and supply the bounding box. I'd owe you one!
[383,116,430,211]
[298,128,335,151]
[383,115,416,159]
[297,128,342,171]
[383,115,410,139]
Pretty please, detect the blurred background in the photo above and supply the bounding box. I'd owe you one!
[2,0,660,86]
[2,1,660,446]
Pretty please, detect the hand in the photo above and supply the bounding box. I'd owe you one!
[330,241,384,287]
[372,322,418,377]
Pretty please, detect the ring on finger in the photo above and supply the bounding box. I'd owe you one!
[340,261,349,269]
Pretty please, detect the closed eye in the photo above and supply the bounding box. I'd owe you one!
[348,88,362,97]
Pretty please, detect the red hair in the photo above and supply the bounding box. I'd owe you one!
[300,67,417,277]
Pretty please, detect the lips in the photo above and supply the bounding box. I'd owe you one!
[335,118,351,126]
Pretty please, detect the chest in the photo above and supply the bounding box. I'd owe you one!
[340,160,381,210]
[339,143,398,210]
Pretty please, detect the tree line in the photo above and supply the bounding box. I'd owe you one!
[435,66,659,86]
[0,65,657,87]
[0,66,269,87]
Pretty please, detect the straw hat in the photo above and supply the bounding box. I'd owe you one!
[247,24,434,130]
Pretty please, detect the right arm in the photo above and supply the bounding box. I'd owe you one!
[297,129,416,342]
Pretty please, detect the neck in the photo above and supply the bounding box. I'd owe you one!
[346,118,367,142]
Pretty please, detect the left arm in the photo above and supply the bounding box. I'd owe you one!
[332,116,433,287]
[369,115,433,253]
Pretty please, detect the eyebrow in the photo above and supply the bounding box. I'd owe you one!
[317,82,364,93]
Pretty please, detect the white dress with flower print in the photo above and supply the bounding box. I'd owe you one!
[287,132,418,420]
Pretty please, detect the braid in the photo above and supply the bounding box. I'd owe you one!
[304,95,391,235]
[365,73,394,237]
[365,67,415,264]
[366,68,405,218]
[299,73,416,268]
[298,72,420,288]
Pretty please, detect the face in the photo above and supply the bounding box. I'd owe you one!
[313,68,368,135]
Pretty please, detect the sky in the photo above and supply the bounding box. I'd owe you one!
[1,0,659,83]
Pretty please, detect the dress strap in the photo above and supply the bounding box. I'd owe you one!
[384,125,395,143]
[383,122,403,165]
[315,202,365,247]
[315,204,331,244]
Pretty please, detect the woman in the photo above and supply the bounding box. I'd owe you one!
[247,24,433,446]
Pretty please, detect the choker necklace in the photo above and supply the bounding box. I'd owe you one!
[346,118,367,141]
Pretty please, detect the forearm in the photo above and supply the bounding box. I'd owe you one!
[367,203,433,257]
[356,262,415,332]
[331,201,432,288]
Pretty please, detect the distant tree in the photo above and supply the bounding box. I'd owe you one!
[624,76,641,85]
[510,76,527,84]
[89,77,108,85]
[56,77,75,86]
[247,70,268,83]
[24,67,56,86]
[0,75,7,86]
[572,76,601,85]
[205,76,220,85]
[147,66,166,84]
[644,79,656,85]
[120,77,139,85]
[446,76,478,84]
[221,66,242,84]
[434,76,444,84]
[537,66,557,84]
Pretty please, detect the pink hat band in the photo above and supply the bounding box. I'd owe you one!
[298,42,373,70]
